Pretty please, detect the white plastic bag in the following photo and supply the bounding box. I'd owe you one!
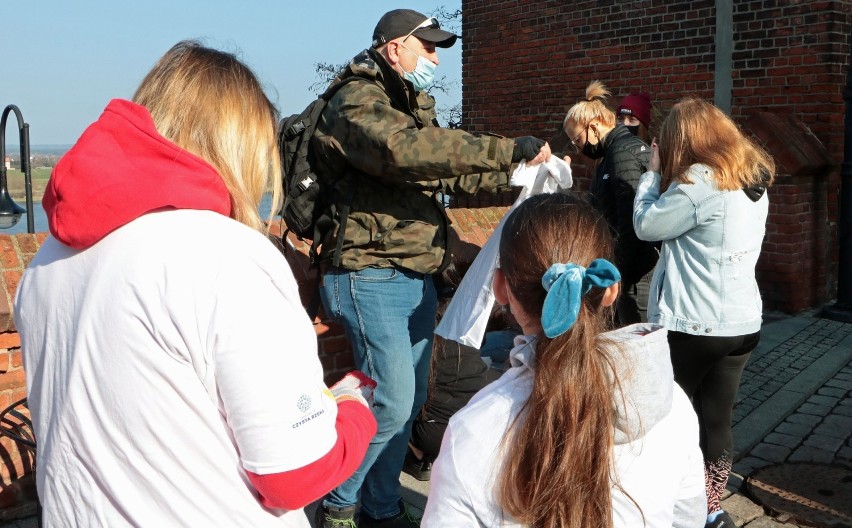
[435,157,573,348]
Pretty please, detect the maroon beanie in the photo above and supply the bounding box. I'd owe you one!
[617,93,652,128]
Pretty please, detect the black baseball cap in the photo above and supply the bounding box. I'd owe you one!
[372,9,458,49]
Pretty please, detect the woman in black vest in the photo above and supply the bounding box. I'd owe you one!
[563,81,658,325]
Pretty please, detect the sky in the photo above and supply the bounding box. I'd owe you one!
[2,1,462,147]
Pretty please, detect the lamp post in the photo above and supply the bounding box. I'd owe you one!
[0,105,34,233]
[822,39,852,322]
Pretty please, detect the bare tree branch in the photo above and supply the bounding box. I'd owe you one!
[310,5,465,126]
[309,61,347,94]
[438,101,463,129]
[430,5,462,34]
[425,74,459,96]
[430,5,463,127]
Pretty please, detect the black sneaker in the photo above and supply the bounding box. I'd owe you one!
[402,447,432,481]
[360,500,420,528]
[315,503,358,528]
[705,511,736,528]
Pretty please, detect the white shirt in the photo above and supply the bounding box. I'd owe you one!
[422,325,706,527]
[15,210,338,527]
[435,157,573,348]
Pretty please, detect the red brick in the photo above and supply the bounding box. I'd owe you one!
[0,370,25,392]
[21,254,35,268]
[470,225,489,247]
[0,238,19,270]
[12,234,40,257]
[2,272,21,305]
[314,320,345,338]
[0,333,20,350]
[324,371,348,387]
[318,354,335,373]
[334,353,356,371]
[0,392,11,411]
[461,0,847,314]
[320,336,351,355]
[10,388,26,404]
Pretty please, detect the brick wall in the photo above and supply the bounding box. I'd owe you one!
[0,234,44,517]
[730,1,849,312]
[461,0,852,312]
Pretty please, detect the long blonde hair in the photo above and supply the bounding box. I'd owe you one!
[497,193,623,528]
[658,98,776,191]
[563,80,617,131]
[133,40,282,233]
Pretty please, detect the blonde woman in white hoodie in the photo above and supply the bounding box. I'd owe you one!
[423,193,706,528]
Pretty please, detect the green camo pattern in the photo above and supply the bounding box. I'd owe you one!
[312,48,515,273]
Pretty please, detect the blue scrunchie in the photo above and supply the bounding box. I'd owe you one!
[540,259,621,338]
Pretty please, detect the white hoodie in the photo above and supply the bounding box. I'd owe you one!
[422,324,706,527]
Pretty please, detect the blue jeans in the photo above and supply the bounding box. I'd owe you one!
[320,266,437,519]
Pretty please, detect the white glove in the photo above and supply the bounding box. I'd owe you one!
[509,161,537,188]
[330,371,377,409]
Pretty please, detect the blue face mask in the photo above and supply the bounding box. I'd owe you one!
[400,43,436,91]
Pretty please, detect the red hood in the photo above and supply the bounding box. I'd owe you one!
[44,99,232,249]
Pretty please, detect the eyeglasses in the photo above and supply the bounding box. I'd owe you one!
[402,17,439,42]
[570,126,588,148]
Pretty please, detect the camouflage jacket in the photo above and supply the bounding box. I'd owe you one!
[312,48,515,274]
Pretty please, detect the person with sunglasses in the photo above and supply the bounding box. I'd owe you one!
[563,80,658,326]
[310,8,550,528]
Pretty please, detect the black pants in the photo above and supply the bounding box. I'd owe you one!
[410,419,445,460]
[668,330,760,461]
[615,272,652,326]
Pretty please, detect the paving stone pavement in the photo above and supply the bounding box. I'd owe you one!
[723,314,852,527]
[4,314,850,527]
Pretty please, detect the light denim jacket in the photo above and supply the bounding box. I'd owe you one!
[633,164,766,337]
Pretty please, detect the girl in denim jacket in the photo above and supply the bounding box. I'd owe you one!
[633,98,775,528]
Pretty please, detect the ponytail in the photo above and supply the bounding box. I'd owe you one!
[563,80,616,130]
[496,194,624,528]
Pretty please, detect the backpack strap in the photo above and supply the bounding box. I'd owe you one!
[313,75,371,269]
[332,202,351,268]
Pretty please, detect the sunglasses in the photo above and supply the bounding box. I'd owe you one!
[402,17,440,42]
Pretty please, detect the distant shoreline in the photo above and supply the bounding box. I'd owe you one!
[5,145,71,161]
[6,144,72,150]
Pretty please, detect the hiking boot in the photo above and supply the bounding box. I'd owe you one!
[705,511,735,528]
[402,447,432,481]
[360,500,420,528]
[315,503,358,528]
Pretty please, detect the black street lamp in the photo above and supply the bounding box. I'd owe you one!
[0,105,34,233]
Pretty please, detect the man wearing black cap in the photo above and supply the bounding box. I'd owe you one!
[310,8,550,528]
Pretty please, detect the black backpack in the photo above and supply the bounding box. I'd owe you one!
[277,76,363,246]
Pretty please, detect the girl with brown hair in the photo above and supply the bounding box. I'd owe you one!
[422,193,706,528]
[633,98,776,528]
